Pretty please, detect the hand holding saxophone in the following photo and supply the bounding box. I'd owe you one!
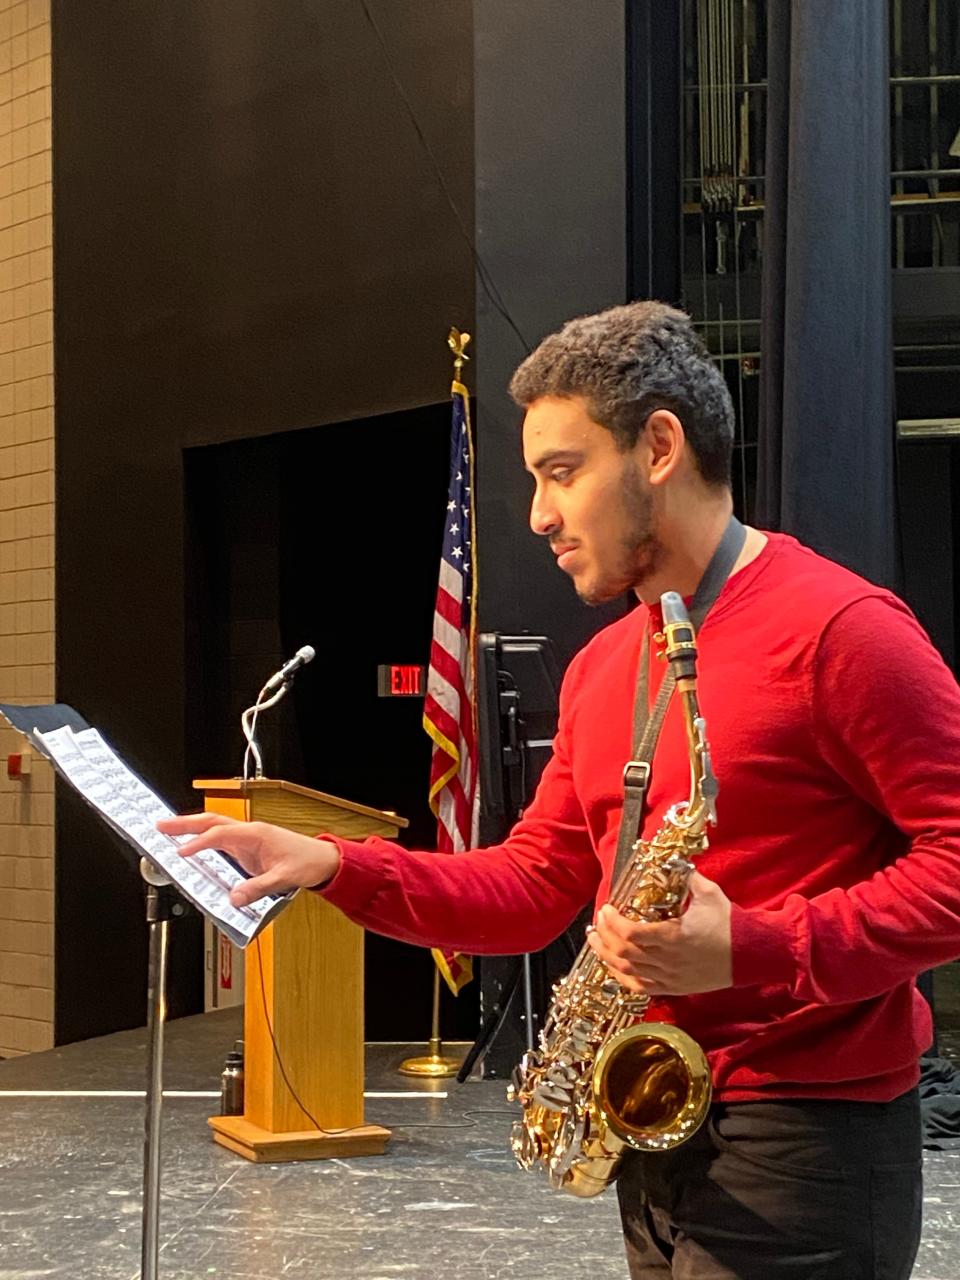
[586,870,733,996]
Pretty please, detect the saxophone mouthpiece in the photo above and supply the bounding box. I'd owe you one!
[661,592,697,681]
[661,592,690,627]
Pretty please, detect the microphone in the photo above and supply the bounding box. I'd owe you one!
[241,644,315,780]
[263,645,316,693]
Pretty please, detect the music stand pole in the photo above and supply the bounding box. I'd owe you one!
[139,857,184,1280]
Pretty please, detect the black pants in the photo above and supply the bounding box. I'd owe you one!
[617,1091,922,1279]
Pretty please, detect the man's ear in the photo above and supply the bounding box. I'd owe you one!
[643,409,686,487]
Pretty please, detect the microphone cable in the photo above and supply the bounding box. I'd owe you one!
[241,681,284,782]
[253,939,517,1135]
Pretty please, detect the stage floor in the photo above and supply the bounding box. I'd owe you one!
[1,995,960,1280]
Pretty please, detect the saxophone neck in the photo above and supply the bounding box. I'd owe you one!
[684,711,718,830]
[661,592,718,834]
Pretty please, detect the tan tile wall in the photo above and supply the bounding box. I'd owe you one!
[0,0,54,1058]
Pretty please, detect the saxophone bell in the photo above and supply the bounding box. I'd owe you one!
[592,1023,712,1152]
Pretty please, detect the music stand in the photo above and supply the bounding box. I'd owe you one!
[0,702,288,1279]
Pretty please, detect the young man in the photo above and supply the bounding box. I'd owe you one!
[161,301,960,1278]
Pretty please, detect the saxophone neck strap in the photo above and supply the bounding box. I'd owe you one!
[612,515,747,886]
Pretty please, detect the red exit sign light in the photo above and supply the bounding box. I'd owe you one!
[377,664,426,697]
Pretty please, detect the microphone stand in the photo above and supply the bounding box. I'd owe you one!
[139,857,186,1280]
[241,681,291,781]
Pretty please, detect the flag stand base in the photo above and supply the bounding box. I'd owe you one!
[398,971,464,1078]
[398,1035,463,1078]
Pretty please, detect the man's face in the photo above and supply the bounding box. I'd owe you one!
[522,394,663,605]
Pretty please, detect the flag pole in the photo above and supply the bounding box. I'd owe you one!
[399,328,475,1080]
[398,965,462,1077]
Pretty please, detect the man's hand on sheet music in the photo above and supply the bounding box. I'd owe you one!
[156,813,341,906]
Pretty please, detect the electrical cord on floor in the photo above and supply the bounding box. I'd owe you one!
[378,1110,522,1133]
[255,940,519,1134]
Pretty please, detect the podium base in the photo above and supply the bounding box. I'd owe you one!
[208,1114,392,1163]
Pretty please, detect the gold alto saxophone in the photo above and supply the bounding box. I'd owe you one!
[508,592,717,1198]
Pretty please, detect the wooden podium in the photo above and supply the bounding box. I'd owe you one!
[194,777,408,1163]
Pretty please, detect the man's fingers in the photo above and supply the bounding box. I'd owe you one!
[593,931,645,966]
[687,870,719,899]
[171,824,258,861]
[157,812,238,837]
[586,929,668,980]
[172,831,230,859]
[230,871,285,907]
[612,973,646,994]
[594,904,641,949]
[594,905,678,953]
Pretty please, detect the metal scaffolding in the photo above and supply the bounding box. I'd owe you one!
[679,0,960,508]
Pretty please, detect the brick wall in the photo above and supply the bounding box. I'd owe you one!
[0,0,54,1057]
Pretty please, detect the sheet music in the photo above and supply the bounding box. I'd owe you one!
[36,724,287,947]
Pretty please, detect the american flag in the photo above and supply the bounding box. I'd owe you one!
[422,375,477,994]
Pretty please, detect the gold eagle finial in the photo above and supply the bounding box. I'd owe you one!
[448,328,471,385]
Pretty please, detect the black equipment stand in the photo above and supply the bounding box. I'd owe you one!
[456,953,531,1083]
[460,633,580,1081]
[456,930,581,1083]
[140,857,186,1280]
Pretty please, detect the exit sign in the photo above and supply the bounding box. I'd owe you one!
[377,664,426,697]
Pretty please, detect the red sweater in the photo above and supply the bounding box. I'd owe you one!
[323,534,960,1102]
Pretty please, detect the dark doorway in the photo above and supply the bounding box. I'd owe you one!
[184,405,481,1040]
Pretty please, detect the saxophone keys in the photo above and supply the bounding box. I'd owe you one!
[510,1120,539,1169]
[533,1083,572,1109]
[549,1109,587,1180]
[545,1063,577,1087]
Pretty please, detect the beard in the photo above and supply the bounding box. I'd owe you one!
[576,461,664,606]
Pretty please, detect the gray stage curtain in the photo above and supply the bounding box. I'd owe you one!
[757,1,897,589]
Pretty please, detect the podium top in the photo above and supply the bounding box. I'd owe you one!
[192,777,409,829]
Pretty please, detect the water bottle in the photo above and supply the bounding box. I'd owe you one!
[219,1040,244,1116]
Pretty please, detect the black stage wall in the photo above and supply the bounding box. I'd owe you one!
[52,1,474,1043]
[472,0,632,661]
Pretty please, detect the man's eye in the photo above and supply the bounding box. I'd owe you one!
[551,468,572,483]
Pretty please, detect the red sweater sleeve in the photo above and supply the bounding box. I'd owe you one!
[318,661,601,954]
[731,594,960,1000]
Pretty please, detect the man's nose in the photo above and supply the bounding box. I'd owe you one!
[529,485,560,536]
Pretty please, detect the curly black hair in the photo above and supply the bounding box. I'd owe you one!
[509,300,734,489]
